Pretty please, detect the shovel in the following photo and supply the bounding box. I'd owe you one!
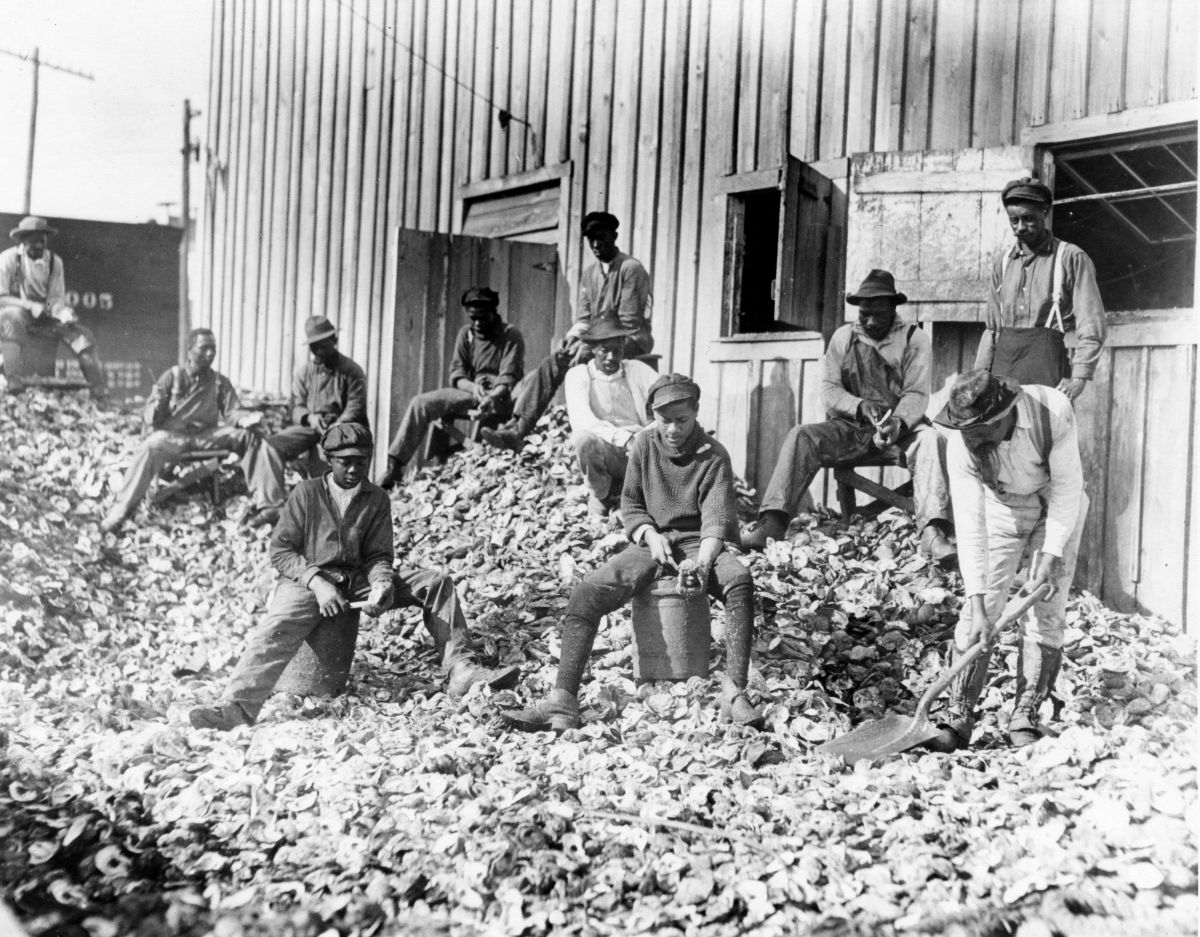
[817,584,1053,763]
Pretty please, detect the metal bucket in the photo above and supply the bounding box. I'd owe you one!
[276,614,359,696]
[630,578,711,680]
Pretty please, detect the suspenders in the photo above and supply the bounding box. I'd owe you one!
[999,241,1065,332]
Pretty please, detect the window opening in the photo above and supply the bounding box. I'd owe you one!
[729,189,781,334]
[1051,126,1196,312]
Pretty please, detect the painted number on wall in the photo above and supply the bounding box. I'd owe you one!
[65,291,114,311]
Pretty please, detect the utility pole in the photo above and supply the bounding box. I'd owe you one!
[0,47,94,212]
[180,100,201,361]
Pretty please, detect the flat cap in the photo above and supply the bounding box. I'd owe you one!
[321,422,374,456]
[581,211,619,236]
[645,373,701,418]
[461,286,500,308]
[1001,177,1053,206]
[933,370,1022,429]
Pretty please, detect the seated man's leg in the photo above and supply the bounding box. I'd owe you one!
[190,580,326,730]
[101,430,186,530]
[483,353,570,449]
[574,432,628,513]
[390,567,520,696]
[743,420,868,548]
[502,545,660,730]
[902,423,956,563]
[0,307,30,391]
[205,426,287,514]
[382,388,476,483]
[62,323,109,400]
[267,425,322,463]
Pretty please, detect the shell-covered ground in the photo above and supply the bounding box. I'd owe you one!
[0,390,1195,937]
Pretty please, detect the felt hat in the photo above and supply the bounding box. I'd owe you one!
[646,373,701,417]
[461,286,500,308]
[581,211,619,236]
[933,370,1022,429]
[9,216,56,241]
[321,422,373,456]
[845,269,908,305]
[579,314,636,343]
[304,316,337,344]
[1001,177,1053,206]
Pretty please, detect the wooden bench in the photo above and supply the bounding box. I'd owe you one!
[833,451,915,520]
[152,450,235,506]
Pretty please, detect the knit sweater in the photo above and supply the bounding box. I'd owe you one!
[621,424,739,543]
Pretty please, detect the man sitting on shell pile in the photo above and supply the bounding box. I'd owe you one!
[501,374,764,733]
[741,269,956,565]
[189,423,520,731]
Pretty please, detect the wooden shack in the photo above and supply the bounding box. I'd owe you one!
[198,0,1198,626]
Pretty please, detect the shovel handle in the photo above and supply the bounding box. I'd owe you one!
[913,584,1054,720]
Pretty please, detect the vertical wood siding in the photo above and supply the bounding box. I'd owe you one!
[202,0,1197,623]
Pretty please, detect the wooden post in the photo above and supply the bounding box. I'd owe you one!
[24,48,38,213]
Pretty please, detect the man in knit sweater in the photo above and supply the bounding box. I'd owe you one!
[501,373,764,732]
[563,314,657,516]
[189,423,520,731]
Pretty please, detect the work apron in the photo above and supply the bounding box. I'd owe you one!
[990,326,1069,388]
[837,326,920,450]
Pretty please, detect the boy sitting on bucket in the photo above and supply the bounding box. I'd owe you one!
[189,423,519,731]
[501,373,764,732]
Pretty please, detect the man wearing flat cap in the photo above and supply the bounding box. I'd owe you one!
[923,370,1087,752]
[99,327,287,533]
[267,316,369,474]
[190,423,520,731]
[561,314,658,516]
[742,270,955,564]
[478,211,656,453]
[502,373,765,733]
[0,215,109,401]
[379,287,524,488]
[973,177,1106,401]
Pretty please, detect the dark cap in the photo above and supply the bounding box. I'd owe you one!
[845,269,908,306]
[581,211,619,236]
[579,314,637,343]
[304,316,337,344]
[646,373,701,417]
[461,286,500,308]
[1001,177,1053,207]
[933,370,1022,429]
[321,422,374,456]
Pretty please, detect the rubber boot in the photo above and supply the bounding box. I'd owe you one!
[923,644,994,752]
[1008,640,1062,747]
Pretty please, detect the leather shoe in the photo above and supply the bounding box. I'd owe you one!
[920,524,957,567]
[718,688,765,729]
[740,511,788,551]
[479,425,524,452]
[445,660,521,698]
[189,702,254,731]
[377,457,401,490]
[500,689,581,732]
[922,724,969,753]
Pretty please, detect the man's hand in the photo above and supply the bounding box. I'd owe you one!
[236,412,265,430]
[564,321,588,342]
[643,529,673,567]
[676,558,709,597]
[858,400,886,425]
[27,300,46,319]
[1024,552,1062,600]
[964,597,994,649]
[309,413,329,434]
[54,306,78,326]
[310,576,349,618]
[1055,377,1088,402]
[873,416,901,447]
[362,581,394,616]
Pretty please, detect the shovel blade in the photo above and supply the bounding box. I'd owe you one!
[817,713,940,764]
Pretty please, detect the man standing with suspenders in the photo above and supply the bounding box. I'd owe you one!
[973,178,1107,401]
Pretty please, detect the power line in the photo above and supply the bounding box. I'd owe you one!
[330,0,541,165]
[0,46,94,81]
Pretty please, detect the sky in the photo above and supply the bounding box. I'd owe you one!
[0,0,212,225]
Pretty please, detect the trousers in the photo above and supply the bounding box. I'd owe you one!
[952,490,1089,649]
[574,431,629,504]
[759,418,951,531]
[222,568,473,716]
[267,424,329,476]
[386,388,483,466]
[0,308,107,396]
[107,425,286,522]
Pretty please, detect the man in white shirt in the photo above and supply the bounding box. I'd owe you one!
[926,370,1087,752]
[564,315,657,516]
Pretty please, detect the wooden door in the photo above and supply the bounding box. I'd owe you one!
[387,230,569,454]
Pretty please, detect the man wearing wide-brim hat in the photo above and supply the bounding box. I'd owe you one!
[923,369,1088,752]
[266,315,369,476]
[558,313,658,516]
[741,269,955,564]
[972,176,1106,402]
[0,216,109,401]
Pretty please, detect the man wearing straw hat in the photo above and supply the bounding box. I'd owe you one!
[267,315,369,475]
[0,216,109,401]
[925,370,1087,751]
[741,269,955,564]
[973,177,1106,399]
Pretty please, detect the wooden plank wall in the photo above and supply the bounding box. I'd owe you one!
[200,0,1197,620]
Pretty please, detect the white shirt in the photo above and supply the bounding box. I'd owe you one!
[946,386,1084,597]
[564,358,657,449]
[325,475,362,519]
